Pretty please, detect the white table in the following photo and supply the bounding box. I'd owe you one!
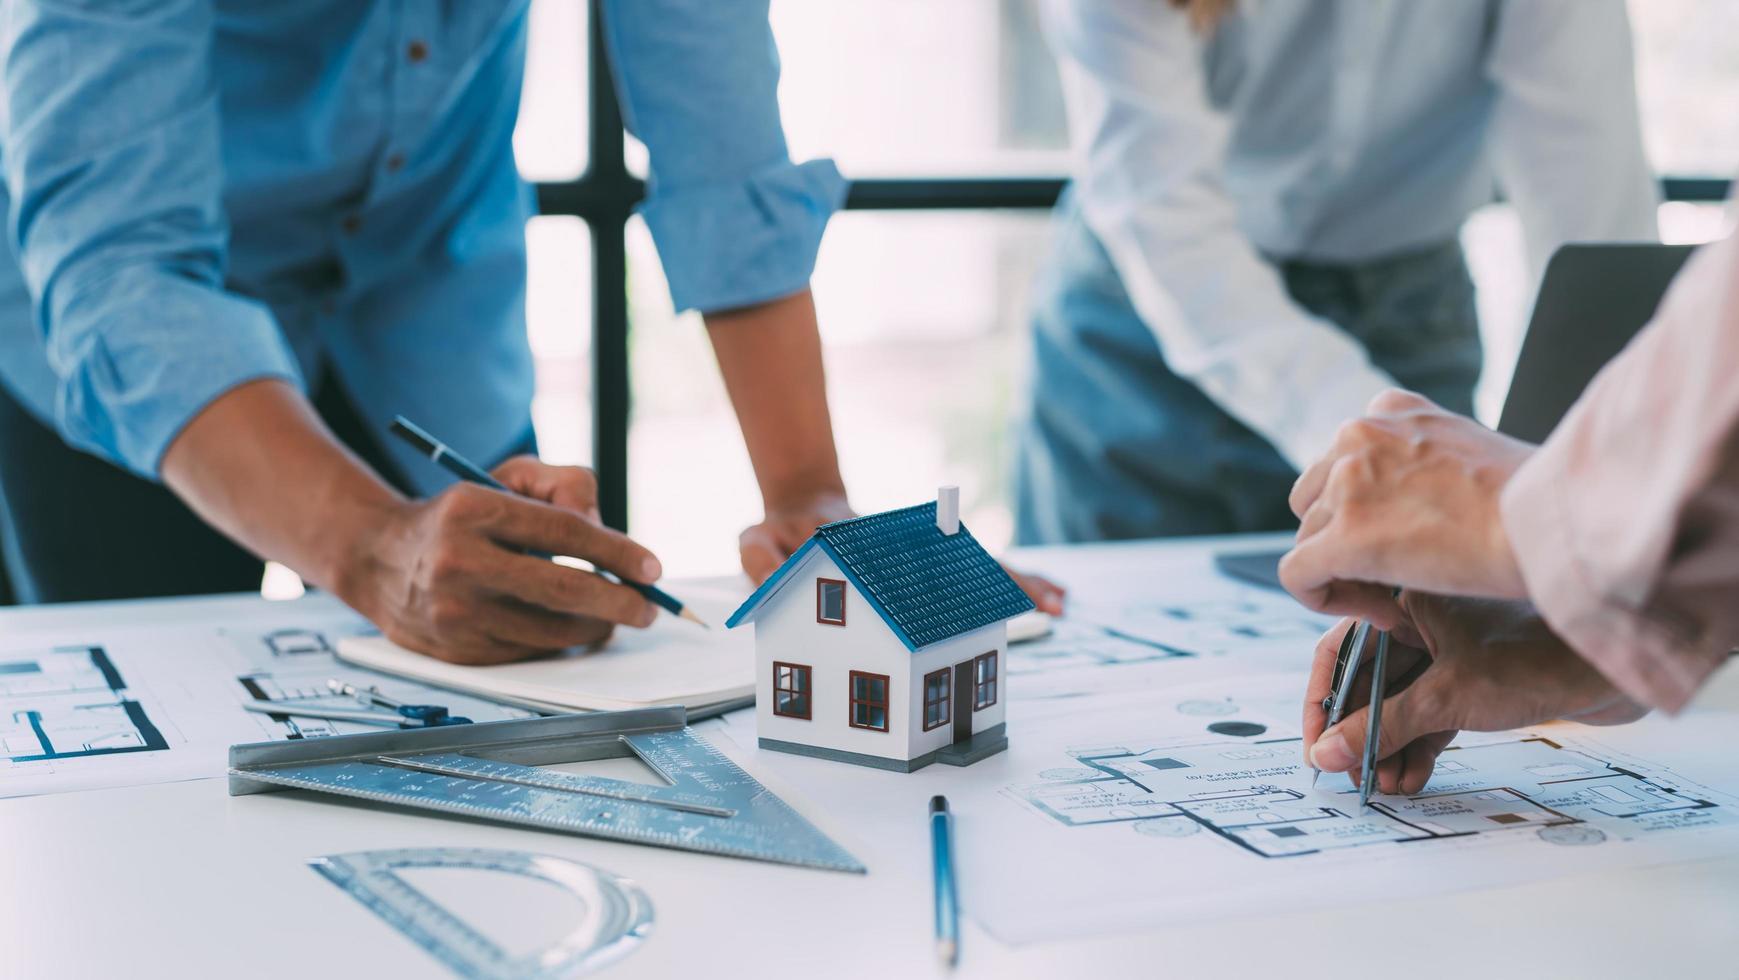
[5,535,1737,980]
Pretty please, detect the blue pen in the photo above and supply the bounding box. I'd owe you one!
[388,415,708,628]
[930,795,960,968]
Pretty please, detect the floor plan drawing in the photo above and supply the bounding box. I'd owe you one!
[3,596,536,798]
[1071,595,1334,660]
[941,678,1739,945]
[1007,618,1191,679]
[1010,733,1727,859]
[0,646,169,762]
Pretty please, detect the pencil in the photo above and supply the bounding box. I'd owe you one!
[388,415,708,628]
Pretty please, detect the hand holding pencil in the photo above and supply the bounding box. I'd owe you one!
[331,416,697,666]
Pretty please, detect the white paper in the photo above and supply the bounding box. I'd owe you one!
[335,581,755,713]
[1005,547,1335,701]
[710,672,1739,946]
[969,677,1739,942]
[704,541,1739,944]
[0,599,534,799]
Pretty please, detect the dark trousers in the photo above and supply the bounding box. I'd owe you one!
[0,377,416,604]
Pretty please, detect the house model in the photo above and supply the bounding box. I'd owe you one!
[726,487,1034,772]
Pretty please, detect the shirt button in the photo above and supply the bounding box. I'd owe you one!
[407,39,429,63]
[385,152,405,174]
[341,215,362,235]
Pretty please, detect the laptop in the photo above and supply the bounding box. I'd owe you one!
[1495,243,1693,442]
[1218,241,1695,591]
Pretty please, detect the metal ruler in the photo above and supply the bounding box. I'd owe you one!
[230,706,865,873]
[311,847,651,980]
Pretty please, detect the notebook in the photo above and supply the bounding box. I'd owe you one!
[335,579,756,719]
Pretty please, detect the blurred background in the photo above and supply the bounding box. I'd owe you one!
[506,0,1739,580]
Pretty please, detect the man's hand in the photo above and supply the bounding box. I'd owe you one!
[738,490,1067,614]
[161,381,662,666]
[1303,593,1647,795]
[1280,389,1535,626]
[739,488,856,584]
[340,457,661,665]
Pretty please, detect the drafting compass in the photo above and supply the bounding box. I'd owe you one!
[1312,619,1391,809]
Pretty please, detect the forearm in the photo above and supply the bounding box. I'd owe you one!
[1500,234,1739,712]
[159,378,404,596]
[705,288,846,508]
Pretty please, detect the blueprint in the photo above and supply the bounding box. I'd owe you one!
[1005,551,1335,701]
[0,646,168,763]
[963,677,1739,943]
[0,597,533,798]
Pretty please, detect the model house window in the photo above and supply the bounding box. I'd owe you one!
[772,662,812,720]
[972,652,998,710]
[848,671,890,732]
[816,578,846,625]
[922,668,951,731]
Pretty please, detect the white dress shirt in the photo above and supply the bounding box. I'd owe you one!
[1040,0,1659,469]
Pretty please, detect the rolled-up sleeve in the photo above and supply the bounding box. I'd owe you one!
[0,0,300,477]
[599,0,846,314]
[1500,232,1739,713]
[1038,0,1398,471]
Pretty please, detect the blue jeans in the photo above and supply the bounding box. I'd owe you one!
[1015,192,1482,544]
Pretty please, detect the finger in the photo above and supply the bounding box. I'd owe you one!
[474,491,662,582]
[1365,387,1433,416]
[1399,731,1457,794]
[1302,619,1356,761]
[1376,751,1405,795]
[1309,675,1445,774]
[492,457,602,522]
[1288,453,1337,520]
[1293,498,1334,545]
[1007,567,1066,615]
[1278,539,1405,624]
[482,598,616,652]
[484,550,658,627]
[739,525,788,585]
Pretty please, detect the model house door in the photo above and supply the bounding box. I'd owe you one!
[952,661,973,743]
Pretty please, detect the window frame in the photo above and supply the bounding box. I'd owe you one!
[771,661,813,720]
[972,651,998,711]
[847,669,891,732]
[816,578,847,626]
[921,667,951,732]
[538,6,1728,535]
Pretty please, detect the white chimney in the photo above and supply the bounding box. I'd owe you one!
[936,485,960,535]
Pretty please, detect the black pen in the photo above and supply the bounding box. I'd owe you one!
[388,415,708,628]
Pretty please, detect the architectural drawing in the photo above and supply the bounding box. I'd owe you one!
[1010,731,1729,859]
[0,646,168,762]
[1006,618,1191,679]
[4,597,535,799]
[1071,595,1333,659]
[1003,590,1333,701]
[262,628,334,657]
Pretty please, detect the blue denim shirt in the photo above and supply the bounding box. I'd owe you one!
[0,0,844,490]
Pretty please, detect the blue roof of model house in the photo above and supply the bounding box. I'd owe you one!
[726,501,1035,651]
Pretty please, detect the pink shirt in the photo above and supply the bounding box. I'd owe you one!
[1502,229,1739,712]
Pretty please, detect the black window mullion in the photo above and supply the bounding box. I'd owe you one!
[583,0,633,531]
